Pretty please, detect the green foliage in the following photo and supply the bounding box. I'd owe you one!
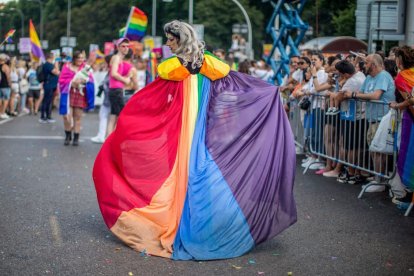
[1,0,356,56]
[332,2,356,36]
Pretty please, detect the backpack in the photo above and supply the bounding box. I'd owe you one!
[36,64,45,83]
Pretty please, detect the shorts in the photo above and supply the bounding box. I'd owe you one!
[123,89,135,104]
[367,122,380,146]
[11,83,19,93]
[109,88,124,115]
[0,87,11,100]
[28,89,41,99]
[340,119,367,150]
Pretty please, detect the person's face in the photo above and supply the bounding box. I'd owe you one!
[215,52,225,60]
[396,56,403,70]
[304,68,311,81]
[298,59,308,70]
[166,34,179,53]
[311,55,322,69]
[290,57,299,70]
[74,54,85,66]
[365,57,374,75]
[330,59,340,73]
[118,42,130,55]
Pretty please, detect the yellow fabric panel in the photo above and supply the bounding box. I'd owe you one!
[158,54,230,81]
[200,54,230,81]
[158,57,189,81]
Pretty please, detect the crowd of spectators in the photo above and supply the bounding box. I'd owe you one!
[214,44,413,210]
[269,46,414,210]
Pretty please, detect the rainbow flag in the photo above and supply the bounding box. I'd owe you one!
[4,29,15,43]
[124,6,147,41]
[29,20,45,62]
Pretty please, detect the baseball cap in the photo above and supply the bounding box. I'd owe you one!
[115,37,130,47]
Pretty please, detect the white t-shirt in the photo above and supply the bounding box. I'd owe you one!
[136,70,146,91]
[309,69,328,109]
[340,71,366,120]
[292,69,303,84]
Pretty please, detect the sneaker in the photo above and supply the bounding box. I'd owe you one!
[364,185,386,193]
[347,175,366,185]
[325,108,332,115]
[295,146,304,154]
[308,163,325,170]
[47,118,56,123]
[301,157,316,168]
[302,156,311,163]
[0,113,10,119]
[39,118,48,123]
[337,171,349,183]
[323,170,340,178]
[331,107,340,115]
[392,192,413,205]
[90,136,105,144]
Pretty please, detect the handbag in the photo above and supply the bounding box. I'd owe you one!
[298,96,311,111]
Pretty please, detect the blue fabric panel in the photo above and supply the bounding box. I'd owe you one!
[172,76,254,260]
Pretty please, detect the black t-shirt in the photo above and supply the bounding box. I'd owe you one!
[43,62,58,89]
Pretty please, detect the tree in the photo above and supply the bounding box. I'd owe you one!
[195,0,264,56]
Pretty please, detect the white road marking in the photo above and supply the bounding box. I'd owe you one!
[0,135,92,140]
[42,148,48,157]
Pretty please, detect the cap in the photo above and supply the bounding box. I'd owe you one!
[115,37,130,47]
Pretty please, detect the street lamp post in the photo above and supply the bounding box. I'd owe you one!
[151,0,174,37]
[28,0,43,41]
[152,0,156,36]
[231,0,253,60]
[189,0,193,25]
[9,8,24,37]
[67,0,71,38]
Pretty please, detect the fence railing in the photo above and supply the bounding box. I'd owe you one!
[289,94,400,200]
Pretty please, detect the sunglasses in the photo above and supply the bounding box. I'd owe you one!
[119,44,129,48]
[298,62,305,65]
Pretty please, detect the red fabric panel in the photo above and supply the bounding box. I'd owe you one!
[93,78,183,228]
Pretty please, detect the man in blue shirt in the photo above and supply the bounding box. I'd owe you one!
[345,54,395,192]
[40,52,60,123]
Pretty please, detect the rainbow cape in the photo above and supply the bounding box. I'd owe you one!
[29,20,45,62]
[395,68,414,190]
[124,6,147,42]
[93,52,297,260]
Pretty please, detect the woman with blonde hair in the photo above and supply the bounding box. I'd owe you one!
[94,20,296,260]
[9,57,20,116]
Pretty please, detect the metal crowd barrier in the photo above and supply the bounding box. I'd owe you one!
[288,94,400,199]
[288,99,307,153]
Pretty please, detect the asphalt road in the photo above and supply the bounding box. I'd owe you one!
[0,110,413,276]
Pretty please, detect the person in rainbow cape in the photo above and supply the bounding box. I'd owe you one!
[390,46,414,203]
[93,20,297,260]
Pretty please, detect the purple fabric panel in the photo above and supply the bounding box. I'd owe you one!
[397,110,414,188]
[207,71,297,244]
[31,43,44,60]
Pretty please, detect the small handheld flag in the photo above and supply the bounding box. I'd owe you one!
[0,29,16,47]
[124,6,148,41]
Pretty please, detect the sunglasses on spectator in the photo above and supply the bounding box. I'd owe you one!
[119,44,129,48]
[298,62,304,65]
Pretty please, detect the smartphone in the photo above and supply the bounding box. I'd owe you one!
[349,51,366,60]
